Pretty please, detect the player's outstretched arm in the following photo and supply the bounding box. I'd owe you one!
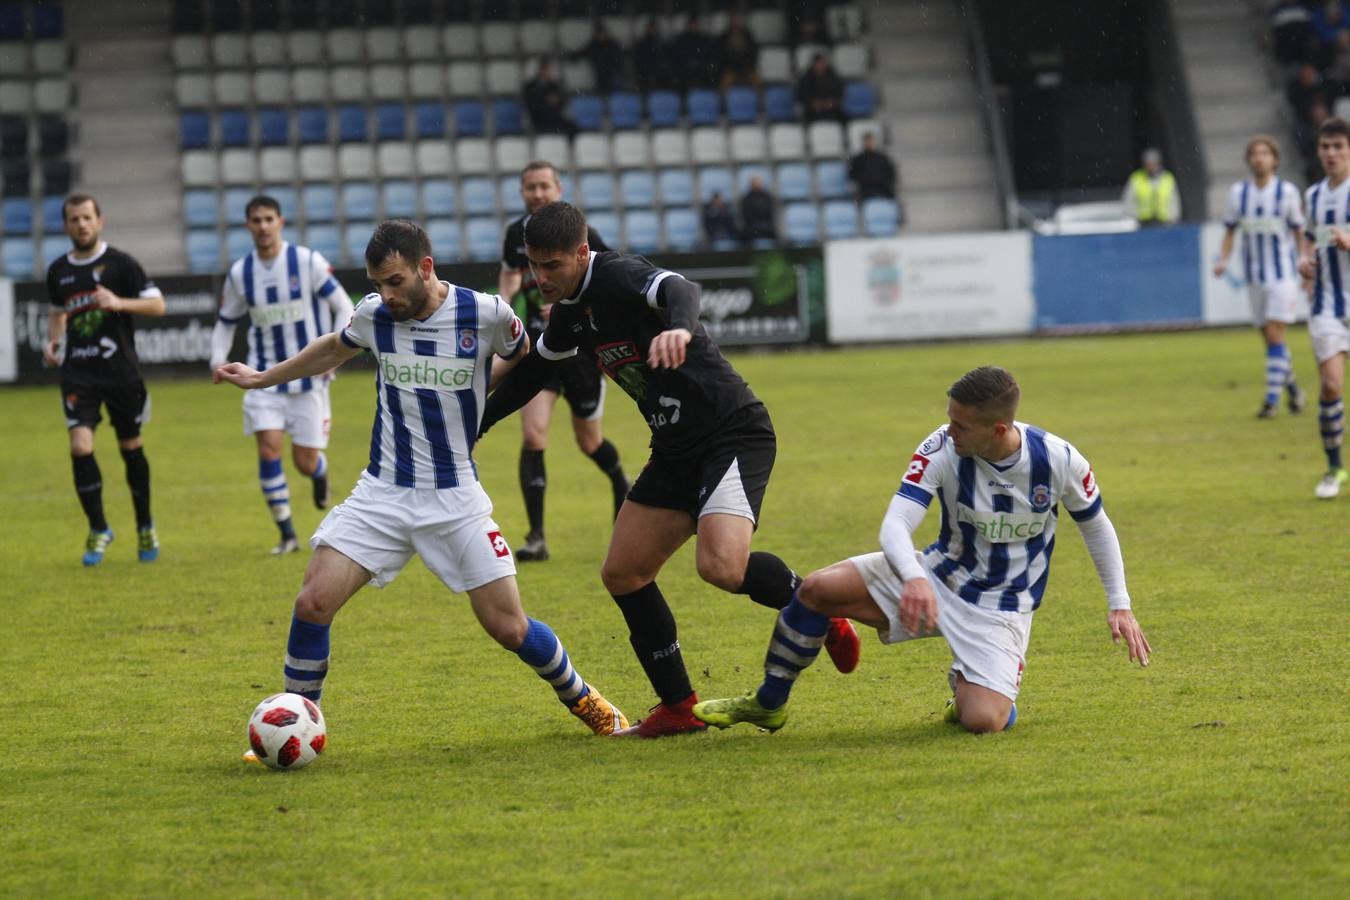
[879,494,938,635]
[93,285,165,317]
[647,276,701,369]
[213,332,359,390]
[1075,509,1150,667]
[480,342,552,436]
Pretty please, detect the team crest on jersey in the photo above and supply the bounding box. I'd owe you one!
[1082,469,1097,498]
[918,432,944,455]
[458,329,477,353]
[92,265,105,283]
[487,530,510,558]
[289,274,300,294]
[1030,483,1052,512]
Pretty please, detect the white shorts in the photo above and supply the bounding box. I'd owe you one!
[849,551,1032,701]
[311,474,516,592]
[243,386,331,448]
[1247,281,1301,326]
[1309,313,1350,363]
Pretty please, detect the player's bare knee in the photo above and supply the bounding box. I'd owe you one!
[959,708,1008,734]
[796,573,836,612]
[292,589,334,625]
[484,614,528,650]
[696,554,744,592]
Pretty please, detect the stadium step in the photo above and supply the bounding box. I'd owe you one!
[902,186,1003,234]
[881,76,977,114]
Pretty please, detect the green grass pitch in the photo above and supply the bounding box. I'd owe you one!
[2,327,1347,897]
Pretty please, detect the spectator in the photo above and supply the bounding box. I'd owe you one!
[580,22,626,95]
[793,16,832,52]
[718,12,760,89]
[796,53,844,122]
[1296,97,1332,182]
[523,59,576,139]
[1288,63,1330,123]
[740,176,778,245]
[1326,29,1350,95]
[1310,0,1349,70]
[1121,147,1181,227]
[671,15,719,92]
[702,191,739,248]
[1270,0,1315,72]
[848,132,897,201]
[631,18,673,93]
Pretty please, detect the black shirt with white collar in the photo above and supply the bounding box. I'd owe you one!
[46,242,160,383]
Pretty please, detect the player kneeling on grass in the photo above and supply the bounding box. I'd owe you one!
[215,220,628,757]
[694,366,1152,735]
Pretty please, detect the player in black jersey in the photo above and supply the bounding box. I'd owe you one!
[43,194,165,566]
[497,161,629,562]
[482,201,861,737]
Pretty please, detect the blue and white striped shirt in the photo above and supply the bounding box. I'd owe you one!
[218,242,351,393]
[340,283,525,490]
[1222,178,1303,286]
[1304,176,1350,318]
[896,423,1102,614]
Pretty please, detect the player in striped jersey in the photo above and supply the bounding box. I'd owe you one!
[209,196,354,553]
[1214,135,1307,419]
[1297,118,1350,498]
[695,367,1151,734]
[214,220,628,749]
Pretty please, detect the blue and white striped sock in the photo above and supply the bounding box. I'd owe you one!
[1320,397,1345,470]
[757,594,829,710]
[312,452,327,480]
[515,618,587,707]
[283,614,330,702]
[259,458,292,527]
[1265,344,1290,407]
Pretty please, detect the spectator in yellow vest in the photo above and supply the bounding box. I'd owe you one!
[1122,148,1181,226]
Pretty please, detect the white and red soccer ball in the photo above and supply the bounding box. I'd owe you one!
[247,692,327,770]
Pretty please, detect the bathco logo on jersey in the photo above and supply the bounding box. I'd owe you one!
[955,505,1050,543]
[379,353,475,389]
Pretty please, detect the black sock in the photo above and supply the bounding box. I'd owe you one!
[518,448,545,537]
[120,446,153,529]
[588,438,627,489]
[72,453,107,532]
[612,582,693,705]
[278,517,296,540]
[735,551,801,610]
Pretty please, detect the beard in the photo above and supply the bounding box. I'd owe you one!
[388,278,431,321]
[71,233,99,253]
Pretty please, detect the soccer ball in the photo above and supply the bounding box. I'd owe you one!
[247,692,327,770]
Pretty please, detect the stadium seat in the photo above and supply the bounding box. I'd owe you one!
[464,217,502,261]
[807,121,844,157]
[259,147,297,182]
[784,203,821,245]
[725,87,759,124]
[212,72,250,107]
[686,89,721,126]
[173,74,210,108]
[337,106,368,143]
[40,195,65,234]
[262,186,298,218]
[847,118,885,153]
[579,172,616,211]
[414,102,446,138]
[484,60,522,96]
[291,68,327,104]
[455,138,491,175]
[36,116,66,159]
[258,108,289,146]
[587,211,620,246]
[300,184,338,222]
[171,35,207,70]
[497,175,520,214]
[249,33,285,68]
[183,191,219,229]
[768,123,807,160]
[338,145,375,180]
[759,47,792,83]
[557,18,591,53]
[494,136,529,175]
[447,61,484,98]
[297,106,329,145]
[366,27,402,61]
[574,133,612,169]
[842,82,876,120]
[39,234,71,266]
[226,227,254,261]
[374,104,405,141]
[461,176,496,215]
[219,110,251,148]
[405,26,440,60]
[343,221,376,263]
[491,98,525,136]
[828,4,866,41]
[651,129,688,167]
[815,160,850,199]
[647,91,681,128]
[561,58,595,93]
[657,168,695,206]
[619,170,656,208]
[222,188,254,222]
[2,198,33,236]
[833,43,869,79]
[481,21,516,56]
[304,223,341,260]
[330,66,369,104]
[426,217,461,257]
[415,140,452,176]
[570,94,605,132]
[624,210,661,254]
[776,162,812,201]
[690,128,729,165]
[612,131,650,168]
[421,179,457,217]
[762,84,795,123]
[2,158,31,196]
[409,62,444,100]
[326,29,364,65]
[823,200,860,239]
[185,230,221,273]
[32,4,63,39]
[730,125,767,163]
[181,150,218,187]
[862,197,900,236]
[442,23,478,57]
[737,164,773,195]
[0,42,27,78]
[341,183,378,220]
[663,208,700,252]
[608,92,643,130]
[181,112,211,150]
[453,101,486,138]
[370,65,408,102]
[2,237,35,275]
[520,21,555,56]
[697,165,734,203]
[211,33,248,67]
[0,115,26,158]
[532,134,571,169]
[378,141,415,178]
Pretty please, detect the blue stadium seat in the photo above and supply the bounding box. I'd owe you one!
[663,208,700,252]
[0,6,25,40]
[33,5,63,38]
[222,187,253,223]
[814,160,849,199]
[453,101,486,137]
[725,87,758,124]
[587,211,620,246]
[862,197,900,236]
[415,102,446,139]
[181,112,211,150]
[219,110,251,148]
[383,180,418,218]
[496,175,519,214]
[343,222,376,263]
[304,224,342,260]
[608,92,642,130]
[184,190,218,228]
[226,227,254,260]
[375,104,405,141]
[686,89,720,126]
[578,172,615,211]
[297,107,329,144]
[41,195,64,234]
[464,217,501,261]
[341,183,378,220]
[258,108,289,146]
[776,162,811,201]
[1,116,28,158]
[422,178,457,217]
[426,218,461,259]
[647,91,681,128]
[822,200,859,239]
[262,186,298,218]
[624,210,660,253]
[40,235,70,266]
[460,176,495,215]
[657,168,694,206]
[337,105,368,143]
[185,230,220,273]
[1,238,34,275]
[619,170,655,208]
[570,94,604,131]
[842,81,876,119]
[41,159,71,196]
[37,116,68,158]
[763,84,795,122]
[300,184,338,222]
[491,98,524,136]
[2,198,33,236]
[784,203,821,245]
[737,164,772,195]
[698,166,734,203]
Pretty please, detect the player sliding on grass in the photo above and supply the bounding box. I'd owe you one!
[215,220,628,756]
[480,201,861,738]
[695,366,1151,735]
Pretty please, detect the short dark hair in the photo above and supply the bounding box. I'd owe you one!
[524,201,588,253]
[520,160,560,182]
[1318,117,1350,144]
[62,193,100,218]
[245,194,282,218]
[948,366,1020,424]
[365,219,431,269]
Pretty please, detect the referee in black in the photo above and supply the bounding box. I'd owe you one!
[43,194,166,566]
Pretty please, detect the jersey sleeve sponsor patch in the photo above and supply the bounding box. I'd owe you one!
[1082,468,1097,499]
[904,453,931,484]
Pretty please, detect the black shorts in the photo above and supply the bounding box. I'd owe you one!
[627,404,776,525]
[61,378,150,440]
